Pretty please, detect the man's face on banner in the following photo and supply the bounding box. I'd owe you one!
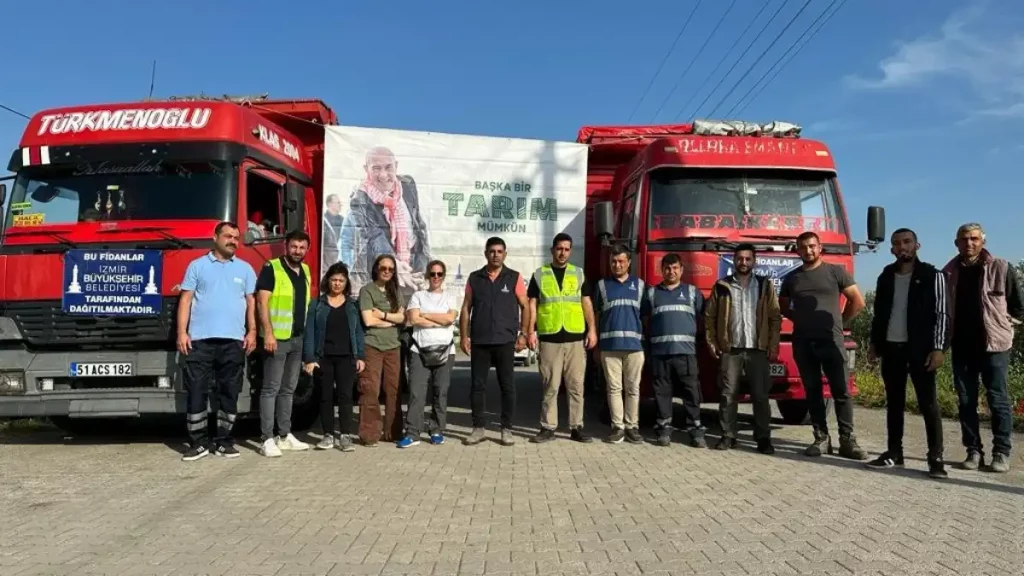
[326,196,341,215]
[365,152,398,190]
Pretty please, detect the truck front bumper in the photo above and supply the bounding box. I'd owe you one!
[0,348,185,418]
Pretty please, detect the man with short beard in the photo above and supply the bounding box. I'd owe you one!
[780,231,866,460]
[256,231,314,457]
[867,228,949,479]
[705,244,781,454]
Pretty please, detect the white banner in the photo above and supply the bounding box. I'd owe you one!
[322,125,588,306]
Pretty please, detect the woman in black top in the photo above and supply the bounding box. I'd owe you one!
[302,262,366,452]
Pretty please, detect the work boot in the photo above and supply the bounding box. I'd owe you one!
[804,429,832,457]
[837,435,867,461]
[688,428,707,449]
[928,459,949,479]
[570,427,593,443]
[756,439,775,455]
[464,427,487,446]
[656,427,672,447]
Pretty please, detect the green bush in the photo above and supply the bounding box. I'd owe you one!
[851,261,1024,431]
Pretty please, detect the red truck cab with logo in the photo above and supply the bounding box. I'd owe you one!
[579,121,885,425]
[0,96,336,432]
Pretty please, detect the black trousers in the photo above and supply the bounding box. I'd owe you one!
[183,338,245,448]
[470,343,516,429]
[651,354,702,431]
[792,338,854,438]
[319,354,356,436]
[880,343,944,461]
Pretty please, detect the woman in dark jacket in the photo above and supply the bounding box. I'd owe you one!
[303,262,366,452]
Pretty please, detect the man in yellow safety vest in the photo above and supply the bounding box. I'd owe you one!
[526,233,597,443]
[256,230,313,457]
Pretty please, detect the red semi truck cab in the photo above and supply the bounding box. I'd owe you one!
[578,120,885,425]
[0,96,337,430]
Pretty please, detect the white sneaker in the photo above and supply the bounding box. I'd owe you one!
[260,438,282,458]
[276,433,310,451]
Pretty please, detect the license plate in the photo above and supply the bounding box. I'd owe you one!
[769,363,786,377]
[69,362,134,378]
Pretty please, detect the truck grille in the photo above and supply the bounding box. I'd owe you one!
[2,299,178,349]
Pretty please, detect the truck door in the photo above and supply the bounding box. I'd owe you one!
[241,164,288,266]
[619,178,641,276]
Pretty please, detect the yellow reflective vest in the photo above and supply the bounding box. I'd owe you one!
[534,264,585,335]
[264,258,310,340]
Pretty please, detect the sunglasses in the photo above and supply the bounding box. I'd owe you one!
[378,266,395,272]
[428,271,445,278]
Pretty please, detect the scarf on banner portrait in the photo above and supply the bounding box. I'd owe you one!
[361,176,413,264]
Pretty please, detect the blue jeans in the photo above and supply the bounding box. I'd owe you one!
[951,349,1012,457]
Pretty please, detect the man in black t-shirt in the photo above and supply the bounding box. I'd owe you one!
[255,231,312,457]
[779,231,866,460]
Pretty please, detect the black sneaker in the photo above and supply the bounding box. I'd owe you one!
[714,437,736,451]
[214,444,240,459]
[530,428,556,443]
[181,445,209,462]
[866,452,904,469]
[625,428,644,444]
[605,428,625,444]
[571,428,593,443]
[928,460,949,479]
[756,439,775,455]
[656,428,671,447]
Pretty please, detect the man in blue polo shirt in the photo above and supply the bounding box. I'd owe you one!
[642,253,706,448]
[177,221,258,461]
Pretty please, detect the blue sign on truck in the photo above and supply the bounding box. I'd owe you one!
[717,254,803,292]
[62,249,163,316]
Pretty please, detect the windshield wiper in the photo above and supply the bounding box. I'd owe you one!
[97,226,193,249]
[3,228,79,250]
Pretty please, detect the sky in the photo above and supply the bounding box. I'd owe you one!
[1,0,1021,286]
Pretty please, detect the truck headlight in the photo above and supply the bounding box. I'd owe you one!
[0,371,25,394]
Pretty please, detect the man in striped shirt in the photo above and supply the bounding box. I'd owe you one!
[642,253,706,448]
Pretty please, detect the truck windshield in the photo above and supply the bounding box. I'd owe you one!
[2,160,235,231]
[647,168,846,241]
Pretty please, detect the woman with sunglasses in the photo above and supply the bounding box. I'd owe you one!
[357,254,406,445]
[302,263,365,452]
[397,261,458,448]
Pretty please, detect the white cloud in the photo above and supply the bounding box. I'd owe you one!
[847,2,1024,119]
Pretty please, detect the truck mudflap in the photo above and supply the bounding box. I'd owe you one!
[0,348,252,418]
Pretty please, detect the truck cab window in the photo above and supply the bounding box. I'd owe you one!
[245,170,283,238]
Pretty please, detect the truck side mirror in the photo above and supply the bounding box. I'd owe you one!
[594,201,614,239]
[0,183,6,206]
[867,206,885,243]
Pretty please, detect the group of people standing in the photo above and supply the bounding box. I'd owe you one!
[173,220,1020,478]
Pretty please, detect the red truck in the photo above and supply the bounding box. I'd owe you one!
[0,95,337,432]
[578,121,885,425]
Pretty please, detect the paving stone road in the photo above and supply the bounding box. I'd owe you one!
[1,361,1022,576]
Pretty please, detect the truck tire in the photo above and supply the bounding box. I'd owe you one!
[289,371,321,433]
[776,399,809,425]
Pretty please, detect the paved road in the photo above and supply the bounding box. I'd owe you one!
[2,362,1022,576]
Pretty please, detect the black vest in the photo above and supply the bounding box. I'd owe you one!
[468,266,521,345]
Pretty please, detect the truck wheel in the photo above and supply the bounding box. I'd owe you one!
[776,400,809,425]
[289,372,322,433]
